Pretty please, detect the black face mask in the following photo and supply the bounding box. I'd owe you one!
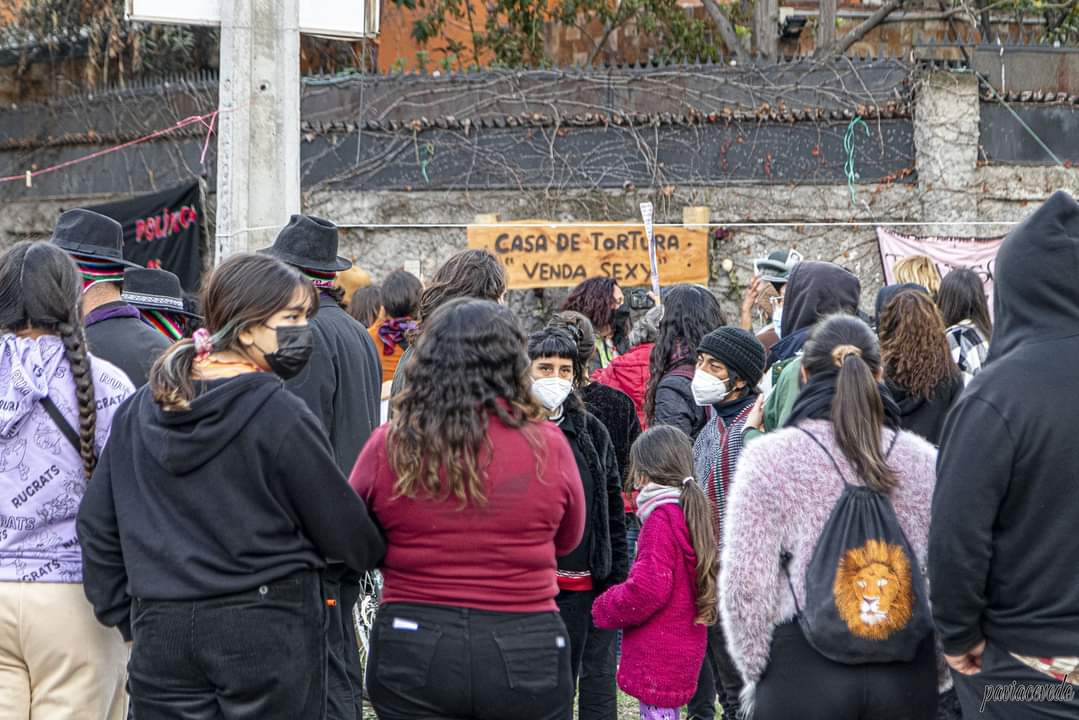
[257,324,314,380]
[612,302,632,344]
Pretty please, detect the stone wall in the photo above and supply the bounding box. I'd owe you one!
[301,71,1079,325]
[3,70,1079,329]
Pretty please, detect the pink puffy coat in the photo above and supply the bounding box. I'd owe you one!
[592,503,707,707]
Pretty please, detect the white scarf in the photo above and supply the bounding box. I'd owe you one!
[635,481,686,523]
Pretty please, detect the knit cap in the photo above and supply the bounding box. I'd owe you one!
[697,326,766,388]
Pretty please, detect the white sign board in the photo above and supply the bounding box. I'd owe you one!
[639,202,661,297]
[127,0,379,38]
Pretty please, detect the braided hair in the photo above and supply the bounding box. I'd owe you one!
[0,242,97,478]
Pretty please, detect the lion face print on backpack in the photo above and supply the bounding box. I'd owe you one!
[781,428,933,664]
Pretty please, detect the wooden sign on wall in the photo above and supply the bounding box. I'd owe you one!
[467,222,710,290]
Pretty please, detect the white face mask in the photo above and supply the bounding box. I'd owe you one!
[532,377,574,411]
[773,305,784,339]
[691,369,729,407]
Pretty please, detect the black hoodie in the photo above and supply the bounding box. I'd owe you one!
[930,191,1079,657]
[769,261,861,366]
[78,373,385,639]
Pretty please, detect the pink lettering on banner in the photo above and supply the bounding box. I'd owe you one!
[133,205,200,244]
[875,227,1004,316]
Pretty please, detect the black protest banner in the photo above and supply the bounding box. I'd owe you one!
[87,182,203,290]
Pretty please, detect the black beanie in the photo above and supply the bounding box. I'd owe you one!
[697,327,767,388]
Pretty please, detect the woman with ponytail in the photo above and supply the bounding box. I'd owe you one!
[719,315,939,719]
[77,253,385,719]
[592,425,717,720]
[0,241,134,718]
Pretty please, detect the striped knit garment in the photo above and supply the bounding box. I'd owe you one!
[301,267,337,289]
[72,254,125,290]
[699,405,752,550]
[140,309,185,341]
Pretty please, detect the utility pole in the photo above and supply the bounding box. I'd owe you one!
[214,0,301,258]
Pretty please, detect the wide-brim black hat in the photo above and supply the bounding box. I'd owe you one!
[120,268,201,318]
[259,214,352,273]
[52,208,139,267]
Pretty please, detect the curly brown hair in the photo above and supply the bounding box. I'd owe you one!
[388,298,546,506]
[878,290,958,400]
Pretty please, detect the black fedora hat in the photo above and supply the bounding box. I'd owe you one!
[120,268,200,318]
[51,208,138,267]
[258,215,352,273]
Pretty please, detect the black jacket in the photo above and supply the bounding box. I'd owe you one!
[556,394,629,589]
[77,374,385,640]
[885,375,963,446]
[580,381,641,483]
[653,363,707,440]
[84,301,171,387]
[286,295,382,476]
[931,190,1079,657]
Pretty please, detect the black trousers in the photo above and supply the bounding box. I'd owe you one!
[556,589,618,720]
[577,611,618,720]
[753,621,938,720]
[952,642,1079,719]
[686,622,743,720]
[324,564,366,720]
[367,602,573,720]
[127,571,326,720]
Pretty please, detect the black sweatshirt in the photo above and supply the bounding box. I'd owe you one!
[286,295,382,476]
[78,373,385,639]
[930,190,1079,657]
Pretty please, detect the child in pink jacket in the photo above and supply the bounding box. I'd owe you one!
[593,425,717,719]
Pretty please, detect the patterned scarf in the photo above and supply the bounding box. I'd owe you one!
[377,317,418,356]
[301,267,338,289]
[140,309,186,342]
[635,482,684,524]
[72,254,125,290]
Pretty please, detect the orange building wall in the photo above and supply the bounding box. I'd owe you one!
[376,2,494,72]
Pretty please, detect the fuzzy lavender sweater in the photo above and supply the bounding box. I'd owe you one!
[719,419,937,693]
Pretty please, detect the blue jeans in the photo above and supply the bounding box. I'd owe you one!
[626,513,641,564]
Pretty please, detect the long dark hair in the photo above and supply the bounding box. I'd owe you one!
[628,425,717,625]
[149,254,316,411]
[879,290,959,400]
[937,268,992,341]
[644,285,725,422]
[803,315,898,493]
[416,249,506,325]
[389,298,545,506]
[562,277,620,336]
[0,242,97,479]
[348,285,382,327]
[547,310,596,387]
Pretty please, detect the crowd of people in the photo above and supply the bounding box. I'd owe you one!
[0,190,1077,720]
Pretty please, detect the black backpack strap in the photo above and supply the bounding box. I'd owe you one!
[797,427,850,486]
[884,428,900,458]
[780,550,802,617]
[39,396,82,454]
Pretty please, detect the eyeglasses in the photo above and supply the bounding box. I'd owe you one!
[769,296,783,309]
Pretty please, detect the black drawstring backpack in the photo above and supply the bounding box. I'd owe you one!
[781,427,933,664]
